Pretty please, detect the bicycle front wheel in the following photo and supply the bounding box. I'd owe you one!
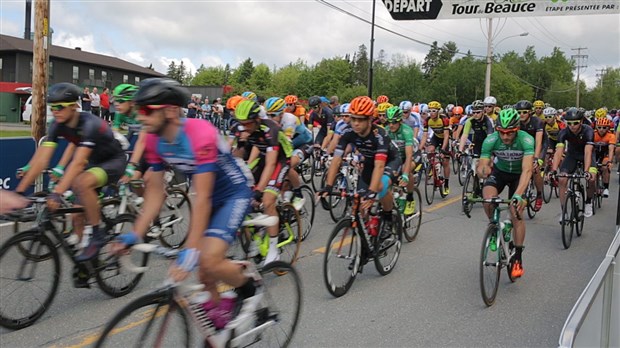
[575,187,585,237]
[159,188,192,249]
[298,185,316,241]
[373,209,402,276]
[543,173,553,204]
[94,290,190,348]
[328,173,350,223]
[323,218,361,297]
[480,224,501,307]
[462,171,475,216]
[403,187,422,242]
[458,156,469,186]
[0,230,60,330]
[278,203,302,266]
[561,195,574,249]
[424,167,435,205]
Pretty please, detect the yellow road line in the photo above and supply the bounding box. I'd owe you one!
[424,195,461,213]
[313,234,354,254]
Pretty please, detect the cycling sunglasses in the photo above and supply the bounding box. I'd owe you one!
[496,127,518,135]
[472,110,483,114]
[49,102,76,111]
[138,104,170,116]
[517,110,530,115]
[535,107,543,110]
[544,115,556,119]
[429,109,439,113]
[566,120,582,126]
[387,120,401,124]
[596,126,610,130]
[403,110,411,114]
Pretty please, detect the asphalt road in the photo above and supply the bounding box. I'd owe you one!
[0,174,617,348]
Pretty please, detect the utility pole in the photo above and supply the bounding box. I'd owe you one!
[367,0,376,97]
[484,18,493,98]
[571,47,588,108]
[32,0,50,142]
[595,67,608,88]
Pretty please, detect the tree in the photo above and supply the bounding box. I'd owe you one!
[422,41,458,80]
[232,58,255,89]
[352,44,369,87]
[247,63,272,94]
[192,65,226,86]
[271,60,307,96]
[167,61,179,81]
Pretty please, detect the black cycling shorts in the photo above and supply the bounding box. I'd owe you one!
[483,168,521,198]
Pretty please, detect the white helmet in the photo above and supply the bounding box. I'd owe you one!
[483,96,497,105]
[543,107,557,118]
[399,101,412,111]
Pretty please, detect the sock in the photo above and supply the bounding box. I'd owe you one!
[444,179,449,187]
[406,192,414,201]
[604,183,609,189]
[269,236,278,250]
[293,187,302,198]
[382,211,392,222]
[236,277,256,299]
[515,246,524,263]
[586,198,592,204]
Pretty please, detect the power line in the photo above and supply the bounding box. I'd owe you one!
[493,62,575,93]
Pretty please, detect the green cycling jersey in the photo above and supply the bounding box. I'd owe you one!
[480,130,535,174]
[387,123,414,159]
[113,111,142,135]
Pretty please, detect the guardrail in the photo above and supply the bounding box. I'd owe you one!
[558,186,620,348]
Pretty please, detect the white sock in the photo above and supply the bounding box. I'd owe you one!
[265,236,280,263]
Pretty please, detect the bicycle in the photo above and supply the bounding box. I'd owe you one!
[556,169,587,249]
[311,146,329,193]
[393,185,423,242]
[326,155,359,223]
[457,143,474,187]
[524,175,539,219]
[592,161,606,213]
[95,243,302,348]
[0,197,146,330]
[323,192,403,297]
[424,151,448,205]
[465,197,520,307]
[280,183,315,241]
[461,155,483,216]
[542,150,559,203]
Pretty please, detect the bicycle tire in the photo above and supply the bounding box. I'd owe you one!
[415,164,424,188]
[328,173,350,223]
[452,153,458,175]
[278,203,302,266]
[299,155,314,184]
[318,170,330,210]
[298,185,316,241]
[561,194,574,249]
[542,175,553,204]
[323,218,361,297]
[505,240,517,283]
[424,167,435,205]
[255,261,303,347]
[158,188,191,249]
[373,209,402,276]
[480,224,501,307]
[462,171,475,216]
[437,161,448,199]
[524,180,536,219]
[458,156,469,186]
[402,187,423,242]
[0,230,60,330]
[310,152,323,193]
[575,186,585,237]
[95,214,149,297]
[94,289,190,348]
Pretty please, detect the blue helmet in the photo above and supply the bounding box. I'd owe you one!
[399,101,413,111]
[340,103,351,115]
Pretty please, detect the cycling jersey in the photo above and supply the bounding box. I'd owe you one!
[113,111,142,137]
[480,131,535,174]
[556,125,594,161]
[334,119,349,135]
[423,116,449,139]
[309,106,334,144]
[387,123,414,160]
[47,112,124,165]
[233,118,293,162]
[278,112,299,139]
[520,117,544,139]
[462,116,494,155]
[593,132,616,162]
[144,118,253,199]
[544,120,566,142]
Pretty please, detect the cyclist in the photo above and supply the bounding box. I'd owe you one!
[533,100,545,119]
[515,100,545,211]
[457,100,494,169]
[233,100,294,264]
[483,96,498,122]
[320,96,401,238]
[478,108,535,278]
[308,95,334,151]
[548,107,597,218]
[326,103,352,154]
[593,117,615,198]
[543,107,565,172]
[284,94,306,124]
[376,95,389,104]
[452,105,469,142]
[16,82,126,263]
[420,100,451,195]
[399,101,421,140]
[386,106,418,215]
[114,78,258,331]
[375,102,393,127]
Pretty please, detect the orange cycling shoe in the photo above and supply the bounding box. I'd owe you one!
[511,261,524,278]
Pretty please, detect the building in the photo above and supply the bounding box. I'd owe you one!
[0,34,165,123]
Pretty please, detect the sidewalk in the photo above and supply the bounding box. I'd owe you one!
[0,122,30,131]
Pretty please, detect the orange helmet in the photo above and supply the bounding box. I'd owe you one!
[596,117,612,128]
[412,104,420,113]
[284,95,298,104]
[350,96,375,117]
[226,95,246,111]
[453,106,464,115]
[376,95,389,104]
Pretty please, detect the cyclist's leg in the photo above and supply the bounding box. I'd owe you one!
[264,162,290,263]
[507,172,525,274]
[558,156,578,208]
[481,168,502,220]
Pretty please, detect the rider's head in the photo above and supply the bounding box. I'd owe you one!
[386,106,403,133]
[563,107,585,134]
[225,95,246,118]
[308,96,322,115]
[483,96,497,115]
[349,96,375,135]
[47,82,81,124]
[496,108,521,145]
[595,117,612,136]
[533,100,545,115]
[376,102,392,123]
[234,100,262,133]
[471,100,484,120]
[112,84,139,115]
[428,101,441,119]
[265,97,286,121]
[134,78,189,135]
[514,100,533,123]
[284,95,298,113]
[542,107,558,125]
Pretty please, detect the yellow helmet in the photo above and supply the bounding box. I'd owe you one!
[377,102,393,114]
[595,107,608,119]
[533,100,545,108]
[428,101,442,110]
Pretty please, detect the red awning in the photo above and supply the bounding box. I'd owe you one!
[0,82,32,94]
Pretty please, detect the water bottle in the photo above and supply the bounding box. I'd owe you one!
[396,193,406,214]
[434,162,442,177]
[63,190,76,203]
[502,219,512,242]
[367,215,380,237]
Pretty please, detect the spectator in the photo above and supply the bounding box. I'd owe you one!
[100,87,110,122]
[201,97,211,120]
[186,95,198,118]
[90,87,101,117]
[329,95,340,114]
[81,87,91,111]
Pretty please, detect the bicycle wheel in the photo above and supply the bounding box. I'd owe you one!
[424,167,435,205]
[323,218,361,297]
[310,153,323,193]
[298,185,316,241]
[452,153,458,175]
[458,156,469,186]
[158,188,191,249]
[480,224,501,307]
[299,155,313,184]
[250,261,303,347]
[415,164,424,188]
[543,173,553,204]
[317,170,330,210]
[0,230,60,330]
[561,194,574,249]
[438,162,448,199]
[373,209,402,276]
[278,203,302,266]
[328,173,350,223]
[402,188,422,242]
[462,171,475,216]
[96,214,149,297]
[526,181,537,219]
[596,175,603,209]
[575,187,585,237]
[94,289,190,348]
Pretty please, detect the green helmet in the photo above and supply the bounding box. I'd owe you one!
[386,106,403,123]
[113,84,139,102]
[497,108,520,130]
[235,100,261,121]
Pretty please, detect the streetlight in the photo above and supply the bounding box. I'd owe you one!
[484,20,528,98]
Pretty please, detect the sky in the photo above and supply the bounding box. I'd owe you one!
[1,0,619,89]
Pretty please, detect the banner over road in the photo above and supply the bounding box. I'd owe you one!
[381,0,619,20]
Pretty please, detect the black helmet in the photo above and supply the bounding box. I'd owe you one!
[47,82,81,103]
[514,100,532,111]
[308,96,321,107]
[133,78,189,107]
[471,100,484,111]
[564,107,584,121]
